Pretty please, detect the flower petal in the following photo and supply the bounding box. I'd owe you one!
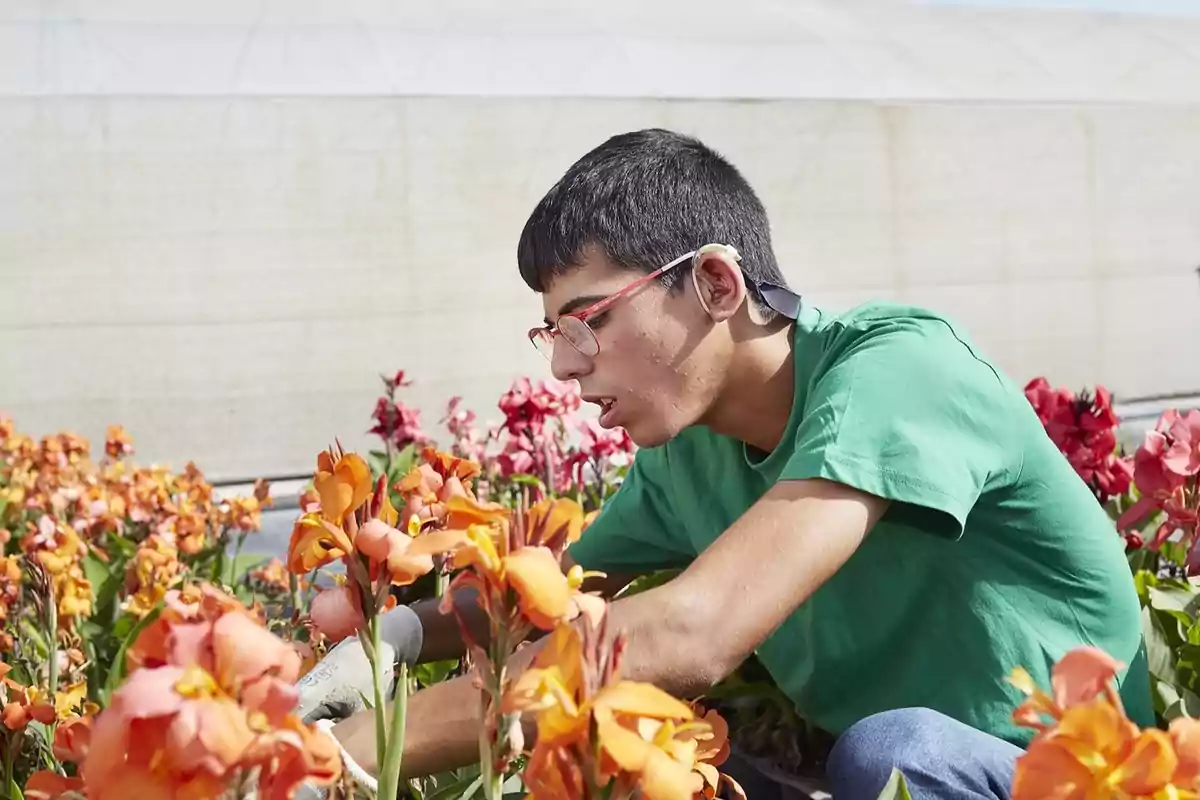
[309,585,365,644]
[313,453,372,524]
[594,680,696,723]
[1051,647,1124,709]
[444,494,511,531]
[212,609,304,687]
[287,515,353,573]
[356,519,403,562]
[504,547,572,630]
[1110,728,1177,795]
[527,498,584,549]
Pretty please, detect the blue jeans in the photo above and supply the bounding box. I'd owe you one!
[722,708,1023,800]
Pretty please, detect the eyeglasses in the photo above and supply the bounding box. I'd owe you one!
[528,244,741,362]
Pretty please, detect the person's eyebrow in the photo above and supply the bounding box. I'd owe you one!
[542,295,607,327]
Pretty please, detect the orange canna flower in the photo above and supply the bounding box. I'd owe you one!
[691,705,745,800]
[83,582,340,799]
[82,663,256,794]
[24,770,87,799]
[397,446,483,525]
[504,615,738,800]
[287,513,354,573]
[1010,646,1200,799]
[526,498,586,553]
[0,662,57,731]
[1172,717,1200,785]
[288,445,470,646]
[243,713,344,799]
[433,495,604,635]
[313,450,373,526]
[54,712,94,763]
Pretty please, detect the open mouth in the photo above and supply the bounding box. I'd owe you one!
[598,398,618,427]
[585,396,619,427]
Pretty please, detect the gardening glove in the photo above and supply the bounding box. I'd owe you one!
[295,604,424,725]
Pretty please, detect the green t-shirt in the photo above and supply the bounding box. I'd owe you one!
[567,300,1153,746]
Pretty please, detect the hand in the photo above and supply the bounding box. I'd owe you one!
[296,604,424,725]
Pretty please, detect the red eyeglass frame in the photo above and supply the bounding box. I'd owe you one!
[528,244,740,360]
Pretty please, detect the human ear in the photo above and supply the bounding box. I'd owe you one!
[691,249,747,322]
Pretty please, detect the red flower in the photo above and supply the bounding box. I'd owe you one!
[1024,378,1130,503]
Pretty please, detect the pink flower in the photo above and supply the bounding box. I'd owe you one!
[1161,410,1200,480]
[1118,408,1200,566]
[577,419,635,462]
[442,397,489,462]
[498,378,581,438]
[368,397,427,450]
[497,434,539,478]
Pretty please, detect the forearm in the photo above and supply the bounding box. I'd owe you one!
[332,671,483,778]
[600,573,732,697]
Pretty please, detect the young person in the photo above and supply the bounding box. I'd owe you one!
[297,128,1153,799]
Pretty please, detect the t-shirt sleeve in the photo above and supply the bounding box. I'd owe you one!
[781,317,1015,538]
[566,446,694,573]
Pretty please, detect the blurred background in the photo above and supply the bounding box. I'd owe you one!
[3,1,1199,538]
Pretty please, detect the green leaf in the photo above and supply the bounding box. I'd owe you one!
[107,534,138,560]
[227,552,268,585]
[412,659,459,688]
[1164,685,1200,721]
[876,768,914,800]
[1133,568,1159,604]
[618,569,681,598]
[368,450,390,476]
[1143,606,1178,684]
[1177,644,1200,695]
[1147,583,1200,624]
[82,550,121,616]
[509,474,545,489]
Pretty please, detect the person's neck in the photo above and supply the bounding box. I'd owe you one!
[700,322,796,454]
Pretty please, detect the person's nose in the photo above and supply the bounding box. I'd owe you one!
[550,339,593,383]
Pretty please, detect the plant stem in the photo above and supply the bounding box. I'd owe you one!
[435,559,449,599]
[3,737,14,798]
[212,529,227,584]
[227,530,248,587]
[481,627,508,800]
[288,572,302,619]
[370,614,388,773]
[377,662,409,800]
[481,714,503,800]
[46,588,59,701]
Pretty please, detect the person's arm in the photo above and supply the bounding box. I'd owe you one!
[332,476,887,777]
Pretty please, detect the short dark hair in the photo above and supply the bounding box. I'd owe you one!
[516,128,789,320]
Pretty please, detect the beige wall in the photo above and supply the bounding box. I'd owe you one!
[3,97,1198,481]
